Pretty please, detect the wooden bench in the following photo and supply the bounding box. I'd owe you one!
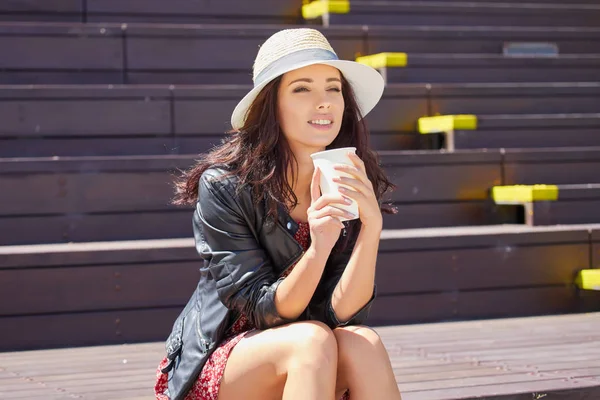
[3,23,600,85]
[360,53,600,85]
[0,0,302,24]
[1,313,599,398]
[1,83,599,157]
[1,224,599,351]
[444,113,600,150]
[304,0,600,27]
[4,147,600,243]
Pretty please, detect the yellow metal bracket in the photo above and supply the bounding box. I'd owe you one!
[417,115,477,151]
[576,269,600,291]
[492,185,559,204]
[302,0,350,22]
[356,52,408,69]
[491,184,559,226]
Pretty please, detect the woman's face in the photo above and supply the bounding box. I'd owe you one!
[277,64,345,153]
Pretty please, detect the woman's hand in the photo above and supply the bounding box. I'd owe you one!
[332,152,383,230]
[307,166,356,254]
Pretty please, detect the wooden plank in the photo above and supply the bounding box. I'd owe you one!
[531,200,600,226]
[0,308,181,351]
[405,380,600,400]
[323,1,600,27]
[87,0,302,23]
[476,114,600,130]
[375,243,590,295]
[429,83,600,116]
[4,229,588,317]
[504,147,600,186]
[0,87,171,137]
[455,128,600,149]
[383,201,503,230]
[0,262,199,316]
[367,286,580,325]
[0,154,192,173]
[385,55,600,84]
[126,25,364,76]
[1,171,179,214]
[0,209,192,245]
[363,85,429,134]
[394,0,600,3]
[0,238,196,269]
[378,224,594,252]
[0,84,427,137]
[379,150,502,202]
[0,1,83,22]
[0,23,123,70]
[0,131,426,158]
[0,136,221,157]
[366,25,600,55]
[1,313,599,399]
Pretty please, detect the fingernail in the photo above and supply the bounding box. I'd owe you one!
[344,197,352,204]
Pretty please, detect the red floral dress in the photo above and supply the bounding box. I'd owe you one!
[155,221,350,400]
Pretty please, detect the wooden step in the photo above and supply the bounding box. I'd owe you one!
[308,1,600,27]
[1,224,599,351]
[0,0,302,24]
[366,25,600,55]
[3,147,600,243]
[1,83,599,156]
[2,23,600,85]
[378,54,600,84]
[452,113,600,149]
[2,313,600,399]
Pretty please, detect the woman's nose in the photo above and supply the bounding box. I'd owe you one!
[317,98,331,109]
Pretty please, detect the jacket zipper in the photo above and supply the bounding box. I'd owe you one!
[197,314,214,354]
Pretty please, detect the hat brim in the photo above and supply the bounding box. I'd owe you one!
[230,59,385,130]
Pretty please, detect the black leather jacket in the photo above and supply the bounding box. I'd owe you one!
[160,166,377,400]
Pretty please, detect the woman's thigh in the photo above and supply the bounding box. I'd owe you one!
[217,320,337,400]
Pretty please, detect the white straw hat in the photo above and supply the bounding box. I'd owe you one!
[230,28,385,130]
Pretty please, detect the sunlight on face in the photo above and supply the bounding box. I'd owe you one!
[277,64,345,153]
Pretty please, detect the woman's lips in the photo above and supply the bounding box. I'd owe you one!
[308,121,334,130]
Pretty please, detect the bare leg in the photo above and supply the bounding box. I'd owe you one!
[334,325,402,400]
[218,320,338,400]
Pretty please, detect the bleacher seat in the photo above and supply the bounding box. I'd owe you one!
[2,2,600,388]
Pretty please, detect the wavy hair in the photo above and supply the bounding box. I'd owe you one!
[172,74,397,252]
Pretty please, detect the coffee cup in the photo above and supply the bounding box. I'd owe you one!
[310,147,359,222]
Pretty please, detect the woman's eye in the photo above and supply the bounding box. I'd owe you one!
[329,87,342,92]
[293,86,309,93]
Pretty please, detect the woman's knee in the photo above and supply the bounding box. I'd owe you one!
[284,320,338,369]
[334,325,385,364]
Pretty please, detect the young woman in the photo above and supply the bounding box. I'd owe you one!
[154,28,401,400]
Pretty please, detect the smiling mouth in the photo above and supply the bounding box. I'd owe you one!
[308,119,333,127]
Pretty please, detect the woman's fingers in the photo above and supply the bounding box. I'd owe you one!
[333,163,373,191]
[310,193,351,211]
[311,205,354,221]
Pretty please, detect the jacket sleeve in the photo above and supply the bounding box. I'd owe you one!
[307,229,378,329]
[195,171,297,330]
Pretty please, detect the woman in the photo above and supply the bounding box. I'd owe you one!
[155,28,401,400]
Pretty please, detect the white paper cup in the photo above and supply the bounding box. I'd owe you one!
[310,147,359,221]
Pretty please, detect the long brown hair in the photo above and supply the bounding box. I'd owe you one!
[172,73,397,252]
